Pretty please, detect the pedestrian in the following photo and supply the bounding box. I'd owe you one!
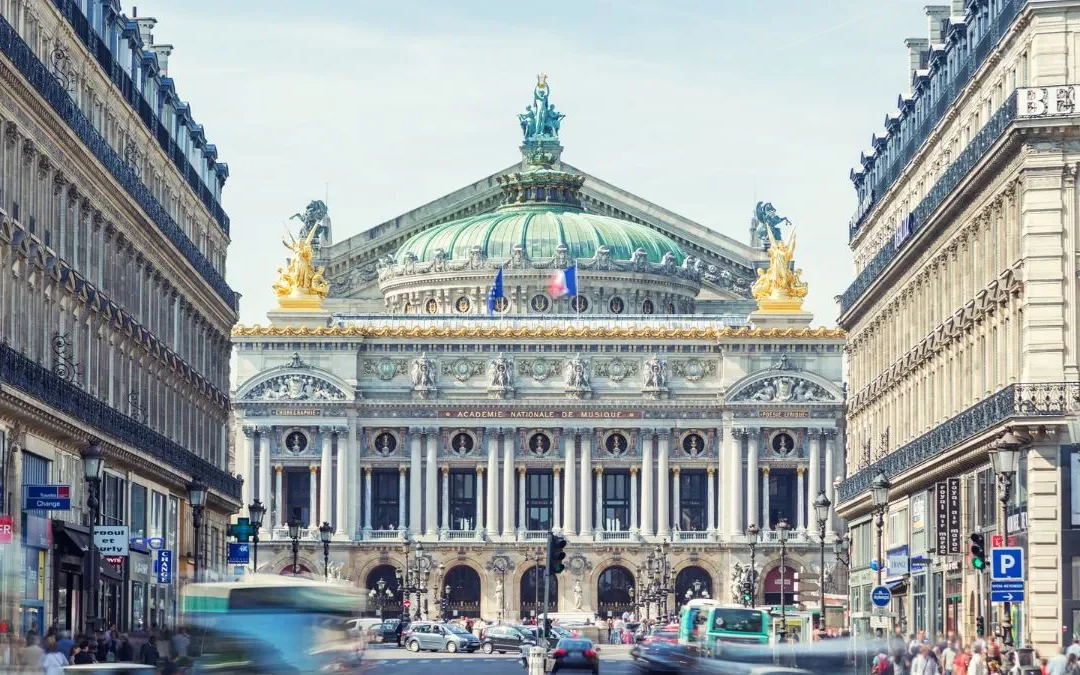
[169,628,189,660]
[1067,654,1080,675]
[605,618,612,645]
[117,634,134,662]
[54,631,73,660]
[1050,649,1071,675]
[970,646,992,675]
[944,641,958,675]
[18,634,44,674]
[955,645,972,675]
[1070,639,1080,660]
[40,637,67,675]
[72,640,95,665]
[138,635,160,668]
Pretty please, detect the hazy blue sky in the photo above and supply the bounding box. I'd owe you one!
[143,0,930,325]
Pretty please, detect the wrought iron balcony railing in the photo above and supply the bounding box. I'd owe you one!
[0,16,237,310]
[837,382,1080,503]
[0,341,242,499]
[848,0,1026,239]
[840,91,1017,314]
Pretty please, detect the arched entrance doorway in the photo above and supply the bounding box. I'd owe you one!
[762,565,798,606]
[520,565,558,619]
[444,566,481,618]
[280,563,311,576]
[597,566,635,618]
[675,566,713,606]
[365,564,400,618]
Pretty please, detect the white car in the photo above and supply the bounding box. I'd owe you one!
[346,617,385,638]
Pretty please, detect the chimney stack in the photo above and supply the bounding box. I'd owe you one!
[135,16,156,46]
[150,44,173,76]
[925,5,950,44]
[904,37,930,86]
[950,0,965,16]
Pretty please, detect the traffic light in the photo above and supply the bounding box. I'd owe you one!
[970,533,987,570]
[547,532,567,575]
[741,580,753,606]
[976,616,985,637]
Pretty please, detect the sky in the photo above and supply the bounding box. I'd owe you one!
[140,0,931,326]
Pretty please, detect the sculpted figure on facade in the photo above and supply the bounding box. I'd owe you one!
[411,353,438,399]
[495,579,505,612]
[573,580,583,610]
[751,201,790,248]
[751,227,807,311]
[245,374,346,401]
[732,375,835,403]
[489,353,515,399]
[272,224,330,304]
[565,354,591,399]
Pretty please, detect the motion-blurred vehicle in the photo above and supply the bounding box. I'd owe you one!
[481,624,535,653]
[550,637,600,674]
[376,617,410,645]
[64,667,157,674]
[345,617,384,639]
[182,574,365,674]
[631,642,696,674]
[403,621,480,653]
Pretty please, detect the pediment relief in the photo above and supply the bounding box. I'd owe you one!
[728,374,839,404]
[242,372,349,402]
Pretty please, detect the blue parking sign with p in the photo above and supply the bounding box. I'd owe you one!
[991,547,1024,580]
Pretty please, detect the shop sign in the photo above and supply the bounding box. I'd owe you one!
[93,526,129,556]
[156,550,173,584]
[936,482,949,555]
[1018,86,1080,118]
[269,409,323,417]
[0,515,13,544]
[947,478,961,553]
[886,546,909,579]
[131,553,152,583]
[227,543,250,565]
[23,485,70,511]
[104,555,126,568]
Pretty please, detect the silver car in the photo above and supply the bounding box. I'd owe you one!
[405,621,481,653]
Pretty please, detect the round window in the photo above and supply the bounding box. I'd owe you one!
[605,433,629,456]
[455,296,472,313]
[682,433,705,457]
[641,299,654,314]
[609,297,625,314]
[284,431,308,454]
[527,433,552,456]
[772,432,796,455]
[530,294,551,312]
[425,298,439,314]
[374,432,398,456]
[450,433,474,456]
[570,296,589,313]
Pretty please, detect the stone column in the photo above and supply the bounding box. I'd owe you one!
[552,467,562,532]
[563,434,577,536]
[657,432,670,538]
[274,465,284,527]
[341,421,356,536]
[426,432,438,536]
[410,431,423,535]
[808,430,822,531]
[825,429,838,535]
[672,467,681,535]
[641,434,654,537]
[707,467,715,533]
[398,467,407,531]
[319,432,332,526]
[259,430,271,517]
[487,433,500,536]
[309,466,319,528]
[580,435,593,537]
[503,433,515,536]
[476,467,486,535]
[761,466,771,530]
[441,467,450,531]
[727,427,742,538]
[518,467,527,533]
[630,467,639,533]
[595,466,604,531]
[364,467,373,531]
[241,427,254,509]
[746,429,759,528]
[796,466,806,531]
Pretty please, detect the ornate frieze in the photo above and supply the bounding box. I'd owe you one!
[593,357,638,382]
[517,358,562,381]
[411,353,437,399]
[442,358,484,383]
[488,353,514,399]
[565,354,591,399]
[670,358,716,382]
[729,375,836,403]
[243,374,347,401]
[363,357,408,381]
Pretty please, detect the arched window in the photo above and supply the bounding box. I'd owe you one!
[443,566,482,618]
[365,564,400,617]
[597,566,635,617]
[675,566,713,606]
[520,565,558,619]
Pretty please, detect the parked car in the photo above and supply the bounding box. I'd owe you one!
[404,621,481,653]
[550,637,600,674]
[481,624,535,653]
[377,617,410,645]
[346,617,385,638]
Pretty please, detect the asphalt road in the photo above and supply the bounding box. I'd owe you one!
[360,643,636,674]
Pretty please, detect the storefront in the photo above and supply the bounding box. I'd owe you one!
[21,514,50,635]
[129,549,153,632]
[51,521,90,633]
[99,558,125,631]
[945,568,962,638]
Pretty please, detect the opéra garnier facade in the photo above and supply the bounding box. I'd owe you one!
[232,78,846,622]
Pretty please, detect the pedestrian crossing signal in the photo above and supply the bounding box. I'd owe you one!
[970,533,987,570]
[547,533,567,576]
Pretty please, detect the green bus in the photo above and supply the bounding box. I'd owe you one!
[678,604,771,657]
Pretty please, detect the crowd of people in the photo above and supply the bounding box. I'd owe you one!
[0,624,191,674]
[872,629,1080,675]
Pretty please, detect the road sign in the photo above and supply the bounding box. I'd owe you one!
[157,550,173,584]
[991,580,1024,592]
[404,600,412,609]
[991,547,1024,580]
[871,585,892,607]
[227,543,250,565]
[23,485,71,511]
[93,526,130,556]
[991,535,1004,548]
[991,590,1025,603]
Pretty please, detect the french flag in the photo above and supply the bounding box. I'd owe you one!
[548,265,577,299]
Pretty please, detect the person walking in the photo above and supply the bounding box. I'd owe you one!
[40,637,67,675]
[71,640,96,665]
[18,635,44,674]
[138,635,160,669]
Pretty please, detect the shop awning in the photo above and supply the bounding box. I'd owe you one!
[886,579,908,594]
[52,521,90,555]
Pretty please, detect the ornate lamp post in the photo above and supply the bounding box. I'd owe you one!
[777,517,792,640]
[989,430,1025,648]
[533,549,542,619]
[746,524,761,607]
[369,578,395,618]
[248,499,266,573]
[287,518,302,574]
[628,585,636,619]
[319,522,333,581]
[186,478,208,582]
[869,473,891,587]
[81,440,104,632]
[396,540,428,619]
[814,491,832,633]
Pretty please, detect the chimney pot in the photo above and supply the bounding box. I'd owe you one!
[134,16,157,46]
[150,44,173,76]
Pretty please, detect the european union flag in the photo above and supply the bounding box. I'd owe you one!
[487,268,504,313]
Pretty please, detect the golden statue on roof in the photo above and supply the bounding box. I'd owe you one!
[272,224,329,309]
[751,226,808,313]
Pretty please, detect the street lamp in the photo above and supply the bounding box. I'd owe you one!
[398,540,429,619]
[814,491,832,633]
[989,430,1026,648]
[319,522,333,581]
[187,478,208,583]
[869,472,891,587]
[777,517,792,640]
[369,578,395,618]
[745,524,761,607]
[248,500,266,573]
[81,440,104,632]
[287,517,302,574]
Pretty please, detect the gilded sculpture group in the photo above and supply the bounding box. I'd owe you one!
[272,224,330,307]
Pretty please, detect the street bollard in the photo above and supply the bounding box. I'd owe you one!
[527,645,546,675]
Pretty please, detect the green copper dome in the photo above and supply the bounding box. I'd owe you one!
[396,206,685,266]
